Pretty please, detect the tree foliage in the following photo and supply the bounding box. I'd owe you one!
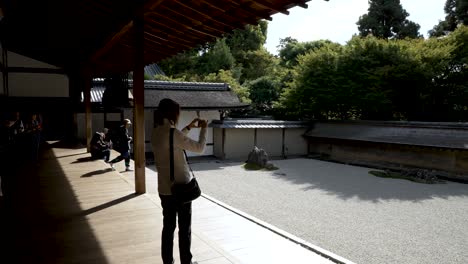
[357,0,421,39]
[278,38,340,68]
[429,0,468,37]
[197,39,235,75]
[225,21,268,63]
[155,21,270,109]
[278,26,468,121]
[245,76,280,115]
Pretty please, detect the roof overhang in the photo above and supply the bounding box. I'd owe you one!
[1,0,312,76]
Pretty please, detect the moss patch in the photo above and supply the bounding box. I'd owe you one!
[369,170,443,184]
[243,163,279,171]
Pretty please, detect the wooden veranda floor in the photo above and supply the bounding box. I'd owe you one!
[0,141,337,264]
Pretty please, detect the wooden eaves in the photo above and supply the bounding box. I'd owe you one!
[1,0,313,194]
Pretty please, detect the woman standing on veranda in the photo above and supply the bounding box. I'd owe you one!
[151,98,207,264]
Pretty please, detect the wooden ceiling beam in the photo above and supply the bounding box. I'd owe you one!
[249,0,290,15]
[159,7,227,35]
[208,0,272,21]
[146,20,213,47]
[294,0,309,9]
[150,11,220,39]
[119,36,177,56]
[119,42,168,61]
[109,42,168,65]
[144,31,193,50]
[171,0,245,30]
[90,0,167,62]
[144,25,200,46]
[146,17,213,48]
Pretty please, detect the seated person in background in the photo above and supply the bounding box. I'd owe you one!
[90,132,111,162]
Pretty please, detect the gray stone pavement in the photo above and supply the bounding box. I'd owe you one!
[186,158,468,264]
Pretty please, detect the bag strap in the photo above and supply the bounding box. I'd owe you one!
[183,150,196,179]
[169,128,175,183]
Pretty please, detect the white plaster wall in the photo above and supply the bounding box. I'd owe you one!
[7,52,69,97]
[77,109,220,156]
[8,73,69,97]
[225,129,255,160]
[76,113,105,141]
[8,52,60,68]
[257,129,283,157]
[213,128,223,159]
[176,110,218,156]
[106,113,121,121]
[136,109,219,156]
[284,128,308,156]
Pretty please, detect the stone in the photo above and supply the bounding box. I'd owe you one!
[402,169,442,184]
[247,146,269,168]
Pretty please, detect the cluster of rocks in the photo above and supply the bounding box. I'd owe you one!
[246,146,276,170]
[401,169,444,184]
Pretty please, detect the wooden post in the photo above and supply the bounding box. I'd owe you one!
[133,3,146,194]
[282,128,286,158]
[84,71,92,152]
[254,128,257,146]
[222,128,226,160]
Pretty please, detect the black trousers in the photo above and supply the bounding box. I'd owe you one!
[159,195,192,264]
[109,150,130,167]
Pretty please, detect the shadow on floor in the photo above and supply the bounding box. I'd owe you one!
[0,141,111,263]
[81,168,114,177]
[72,156,95,163]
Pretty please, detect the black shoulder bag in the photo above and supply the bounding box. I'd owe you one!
[170,128,201,204]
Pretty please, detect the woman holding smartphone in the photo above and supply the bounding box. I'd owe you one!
[151,98,207,264]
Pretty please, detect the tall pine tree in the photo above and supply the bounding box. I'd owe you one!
[429,0,468,37]
[357,0,421,39]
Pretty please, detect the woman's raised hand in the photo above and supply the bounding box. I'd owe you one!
[188,118,200,129]
[198,119,208,128]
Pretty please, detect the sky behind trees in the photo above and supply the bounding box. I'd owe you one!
[265,0,446,54]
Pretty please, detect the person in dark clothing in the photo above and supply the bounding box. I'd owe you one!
[9,112,24,144]
[25,113,41,162]
[108,119,132,171]
[90,132,111,162]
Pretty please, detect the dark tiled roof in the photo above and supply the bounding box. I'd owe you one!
[210,119,310,129]
[81,87,133,103]
[130,80,229,91]
[144,64,165,77]
[305,121,468,150]
[139,89,247,109]
[90,79,248,109]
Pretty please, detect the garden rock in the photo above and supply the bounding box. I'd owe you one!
[247,146,269,168]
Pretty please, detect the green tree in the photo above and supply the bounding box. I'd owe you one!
[245,76,280,115]
[432,26,468,120]
[429,0,468,37]
[278,38,340,68]
[357,0,422,39]
[238,48,278,83]
[197,39,235,75]
[225,21,268,62]
[278,44,349,120]
[158,49,200,78]
[203,70,250,103]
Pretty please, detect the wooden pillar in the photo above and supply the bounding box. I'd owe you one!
[282,128,286,158]
[222,128,226,160]
[254,128,258,146]
[84,72,92,152]
[133,4,146,194]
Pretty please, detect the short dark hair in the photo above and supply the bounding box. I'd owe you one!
[155,98,180,126]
